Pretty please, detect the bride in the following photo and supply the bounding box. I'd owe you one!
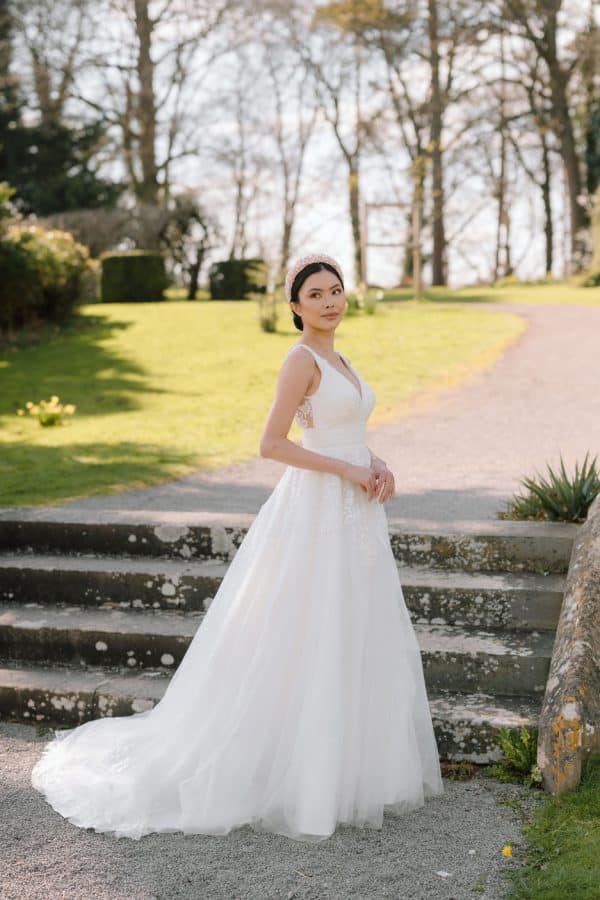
[31,251,444,842]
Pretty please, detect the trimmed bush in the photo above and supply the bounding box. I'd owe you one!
[100,250,167,302]
[208,258,267,300]
[0,224,90,333]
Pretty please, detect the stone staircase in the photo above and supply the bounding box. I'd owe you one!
[0,510,579,762]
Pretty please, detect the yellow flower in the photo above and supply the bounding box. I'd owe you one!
[502,845,513,858]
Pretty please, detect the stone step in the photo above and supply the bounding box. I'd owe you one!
[401,568,565,631]
[0,661,540,763]
[0,604,200,670]
[0,604,554,697]
[418,625,554,697]
[0,554,565,631]
[0,510,578,573]
[0,552,224,611]
[429,692,541,763]
[390,520,576,575]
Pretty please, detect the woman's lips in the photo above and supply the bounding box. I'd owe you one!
[322,313,339,319]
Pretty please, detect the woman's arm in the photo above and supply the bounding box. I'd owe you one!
[259,351,378,497]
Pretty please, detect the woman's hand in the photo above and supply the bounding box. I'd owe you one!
[342,463,380,500]
[369,458,396,503]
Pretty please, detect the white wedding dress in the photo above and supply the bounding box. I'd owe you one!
[31,343,443,842]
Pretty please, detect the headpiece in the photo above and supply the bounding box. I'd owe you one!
[284,253,344,302]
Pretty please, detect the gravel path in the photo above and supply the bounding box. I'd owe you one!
[1,723,542,900]
[37,302,600,526]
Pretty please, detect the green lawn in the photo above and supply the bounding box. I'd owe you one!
[378,282,600,306]
[1,298,525,507]
[508,761,600,899]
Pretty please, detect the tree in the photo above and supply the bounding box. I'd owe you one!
[324,0,484,286]
[497,0,589,269]
[261,31,318,274]
[3,0,121,214]
[74,0,233,225]
[159,192,220,299]
[10,0,92,127]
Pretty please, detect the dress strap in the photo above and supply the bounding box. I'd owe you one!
[286,344,322,365]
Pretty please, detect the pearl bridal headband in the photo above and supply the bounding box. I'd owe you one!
[284,253,344,302]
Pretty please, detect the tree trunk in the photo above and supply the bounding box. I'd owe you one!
[540,7,588,269]
[349,162,362,284]
[428,0,446,286]
[551,68,588,267]
[541,131,554,275]
[402,202,414,283]
[134,0,159,208]
[187,246,204,300]
[412,155,426,300]
[591,185,600,274]
[280,214,293,275]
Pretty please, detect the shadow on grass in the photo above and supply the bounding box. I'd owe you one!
[0,440,198,507]
[1,312,166,419]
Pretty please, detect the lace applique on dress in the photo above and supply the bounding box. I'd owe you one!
[295,396,314,429]
[342,481,379,566]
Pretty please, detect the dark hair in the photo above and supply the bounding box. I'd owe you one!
[289,262,344,331]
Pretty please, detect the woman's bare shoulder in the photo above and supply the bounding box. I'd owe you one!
[281,344,319,373]
[277,345,320,396]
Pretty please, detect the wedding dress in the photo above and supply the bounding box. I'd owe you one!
[31,342,444,842]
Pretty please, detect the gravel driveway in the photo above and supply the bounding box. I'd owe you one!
[1,723,542,900]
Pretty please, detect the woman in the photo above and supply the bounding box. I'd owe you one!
[31,251,443,843]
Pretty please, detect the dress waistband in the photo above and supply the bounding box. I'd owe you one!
[301,425,367,450]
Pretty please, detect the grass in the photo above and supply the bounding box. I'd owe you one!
[1,297,526,506]
[373,282,600,306]
[508,759,600,899]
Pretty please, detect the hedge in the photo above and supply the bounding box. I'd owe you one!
[100,250,167,302]
[208,258,267,300]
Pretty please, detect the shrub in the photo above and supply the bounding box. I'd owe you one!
[0,223,90,333]
[483,726,543,787]
[580,270,600,287]
[0,182,16,236]
[80,258,101,303]
[499,453,600,523]
[100,250,167,302]
[251,288,281,333]
[208,258,267,300]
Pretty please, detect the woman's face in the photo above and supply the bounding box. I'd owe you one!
[291,269,346,331]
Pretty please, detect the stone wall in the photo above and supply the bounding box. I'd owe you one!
[537,493,600,794]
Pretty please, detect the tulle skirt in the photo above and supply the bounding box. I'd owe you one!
[31,443,444,842]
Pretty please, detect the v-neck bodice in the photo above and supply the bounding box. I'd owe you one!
[285,342,376,449]
[304,346,363,400]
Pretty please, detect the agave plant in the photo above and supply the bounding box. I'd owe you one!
[501,453,600,523]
